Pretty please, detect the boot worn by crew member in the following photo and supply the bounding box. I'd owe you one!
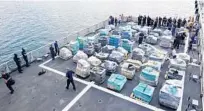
[66,69,76,91]
[0,71,15,94]
[22,48,29,67]
[49,45,56,60]
[13,54,23,73]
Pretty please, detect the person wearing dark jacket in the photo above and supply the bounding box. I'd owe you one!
[1,71,15,94]
[13,54,22,73]
[182,18,187,27]
[162,16,167,26]
[142,15,146,26]
[167,17,172,27]
[147,16,151,26]
[21,48,29,67]
[138,15,142,25]
[54,41,60,55]
[153,17,158,29]
[49,45,55,60]
[177,18,182,28]
[158,17,162,27]
[66,69,76,91]
[188,41,193,53]
[138,33,144,45]
[115,17,118,26]
[173,34,181,49]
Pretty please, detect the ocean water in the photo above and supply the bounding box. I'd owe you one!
[0,0,194,64]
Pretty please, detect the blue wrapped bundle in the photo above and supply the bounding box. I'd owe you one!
[133,82,155,103]
[121,31,132,40]
[107,74,127,91]
[109,35,121,48]
[121,39,133,53]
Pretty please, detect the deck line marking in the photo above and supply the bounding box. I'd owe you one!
[184,31,190,53]
[39,63,165,111]
[40,56,59,65]
[62,83,93,111]
[91,84,165,111]
[39,64,89,85]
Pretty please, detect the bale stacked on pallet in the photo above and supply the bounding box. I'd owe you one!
[140,67,160,86]
[121,39,133,53]
[107,74,127,92]
[68,41,79,55]
[76,36,88,50]
[109,35,121,48]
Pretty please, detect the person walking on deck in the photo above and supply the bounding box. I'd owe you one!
[158,17,162,27]
[49,45,55,60]
[0,71,15,94]
[54,41,60,55]
[115,17,118,26]
[13,54,23,73]
[22,48,29,67]
[66,69,76,91]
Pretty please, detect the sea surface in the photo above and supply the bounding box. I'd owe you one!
[0,0,194,64]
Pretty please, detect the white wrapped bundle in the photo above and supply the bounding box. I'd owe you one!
[163,29,172,36]
[73,51,88,63]
[76,59,90,78]
[87,56,101,66]
[59,47,72,60]
[146,35,158,45]
[160,36,172,48]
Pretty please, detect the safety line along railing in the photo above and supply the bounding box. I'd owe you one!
[0,19,109,73]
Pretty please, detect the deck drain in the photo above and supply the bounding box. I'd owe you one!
[98,99,102,103]
[77,103,82,107]
[55,93,58,96]
[32,97,35,99]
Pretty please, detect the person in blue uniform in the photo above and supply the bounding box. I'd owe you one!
[66,69,76,91]
[49,45,55,60]
[142,15,146,26]
[138,33,144,45]
[13,54,23,73]
[22,48,29,67]
[0,71,15,94]
[158,17,162,27]
[162,16,167,26]
[54,41,60,55]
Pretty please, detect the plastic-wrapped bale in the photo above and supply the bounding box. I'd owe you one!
[149,50,167,63]
[126,59,142,71]
[102,45,115,54]
[121,62,135,79]
[152,28,162,36]
[159,80,182,109]
[59,47,72,60]
[94,43,101,53]
[100,29,109,36]
[138,43,156,56]
[143,60,162,71]
[140,67,160,86]
[165,68,184,80]
[83,43,95,56]
[139,27,149,36]
[132,25,142,31]
[75,59,90,78]
[117,47,128,59]
[149,32,159,38]
[112,30,120,35]
[169,58,187,71]
[95,52,109,60]
[98,36,108,47]
[109,51,124,63]
[163,29,172,36]
[132,48,145,62]
[87,36,97,44]
[105,25,115,31]
[127,22,136,26]
[160,36,172,48]
[132,82,155,103]
[90,67,106,84]
[109,35,121,48]
[68,41,79,55]
[87,56,101,67]
[73,51,88,63]
[107,74,127,92]
[76,36,88,50]
[145,35,158,45]
[101,60,118,73]
[121,39,134,53]
[121,31,132,40]
[176,53,190,63]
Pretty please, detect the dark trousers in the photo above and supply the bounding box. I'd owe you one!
[23,56,29,67]
[6,82,14,92]
[16,63,22,73]
[55,48,60,55]
[174,42,180,49]
[66,79,76,89]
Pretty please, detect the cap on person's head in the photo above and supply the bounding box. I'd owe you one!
[173,55,177,59]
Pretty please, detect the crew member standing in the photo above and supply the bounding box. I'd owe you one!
[1,71,15,94]
[138,33,144,45]
[49,45,55,60]
[54,41,60,55]
[13,54,23,73]
[22,48,29,67]
[66,69,76,91]
[115,17,118,26]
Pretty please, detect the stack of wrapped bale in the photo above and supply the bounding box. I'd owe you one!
[121,39,134,53]
[107,74,127,92]
[76,36,87,50]
[68,41,79,55]
[109,35,121,48]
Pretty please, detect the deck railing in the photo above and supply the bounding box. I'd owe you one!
[0,19,109,73]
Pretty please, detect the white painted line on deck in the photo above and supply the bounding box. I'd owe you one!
[39,64,89,85]
[39,62,165,111]
[184,31,190,53]
[62,82,93,111]
[41,56,59,65]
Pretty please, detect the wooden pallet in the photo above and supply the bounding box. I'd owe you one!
[130,93,148,103]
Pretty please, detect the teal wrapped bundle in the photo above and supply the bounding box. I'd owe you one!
[109,35,121,48]
[69,41,79,55]
[121,39,133,53]
[107,74,127,91]
[121,31,132,40]
[140,67,160,86]
[133,82,155,103]
[76,36,87,50]
[100,29,109,36]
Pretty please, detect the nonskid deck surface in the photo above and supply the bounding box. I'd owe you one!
[43,24,197,111]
